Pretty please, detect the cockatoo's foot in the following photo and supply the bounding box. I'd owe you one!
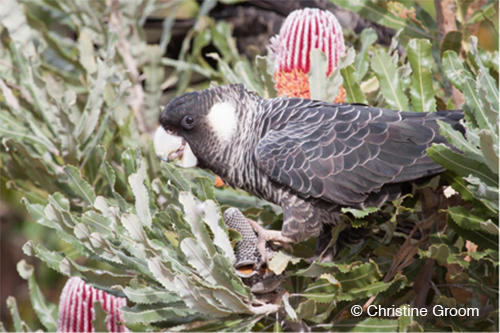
[246,219,294,264]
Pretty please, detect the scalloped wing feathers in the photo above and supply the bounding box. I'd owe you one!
[256,100,463,207]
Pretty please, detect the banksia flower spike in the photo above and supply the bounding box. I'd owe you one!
[269,8,346,102]
[57,277,128,332]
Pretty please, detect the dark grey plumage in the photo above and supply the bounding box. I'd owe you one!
[157,84,463,243]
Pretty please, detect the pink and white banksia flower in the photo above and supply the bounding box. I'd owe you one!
[269,8,346,102]
[57,277,128,332]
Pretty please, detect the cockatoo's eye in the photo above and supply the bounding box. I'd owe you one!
[181,115,196,130]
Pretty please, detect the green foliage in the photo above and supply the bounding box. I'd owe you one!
[1,0,498,332]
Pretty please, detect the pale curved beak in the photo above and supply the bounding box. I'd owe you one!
[154,126,198,168]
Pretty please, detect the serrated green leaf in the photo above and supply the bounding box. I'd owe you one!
[9,43,60,140]
[76,59,110,143]
[355,28,377,80]
[282,293,297,321]
[255,55,278,98]
[180,238,242,302]
[448,206,492,231]
[442,51,474,93]
[144,44,164,132]
[462,77,497,135]
[3,140,59,193]
[74,223,122,264]
[398,305,424,332]
[148,257,177,291]
[202,200,235,263]
[437,120,483,163]
[447,214,498,250]
[481,220,499,235]
[338,281,394,301]
[16,260,58,332]
[268,251,302,275]
[179,192,216,256]
[342,206,379,219]
[408,39,436,112]
[129,169,152,229]
[234,61,263,96]
[300,274,340,303]
[82,210,115,237]
[466,2,497,25]
[122,147,138,176]
[479,129,499,174]
[22,241,64,272]
[294,261,337,277]
[121,213,147,243]
[59,258,130,287]
[120,303,191,324]
[296,299,316,320]
[64,165,96,205]
[329,318,398,332]
[6,297,30,333]
[340,65,367,104]
[0,114,56,155]
[478,73,499,132]
[212,254,251,298]
[337,261,382,291]
[209,52,240,84]
[470,37,499,113]
[195,176,216,201]
[57,90,80,164]
[326,47,356,102]
[427,143,498,187]
[116,252,153,279]
[174,275,233,317]
[422,244,450,264]
[97,146,127,212]
[119,286,181,304]
[23,198,92,256]
[204,284,251,314]
[308,49,329,101]
[371,49,410,110]
[331,0,431,39]
[92,301,109,332]
[78,29,97,74]
[464,175,499,211]
[161,162,191,192]
[162,57,213,78]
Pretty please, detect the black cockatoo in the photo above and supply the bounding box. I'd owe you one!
[154,84,463,260]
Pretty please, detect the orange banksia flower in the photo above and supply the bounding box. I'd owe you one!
[269,8,346,102]
[58,277,128,332]
[215,176,225,187]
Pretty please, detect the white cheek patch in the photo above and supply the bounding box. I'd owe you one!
[207,101,237,142]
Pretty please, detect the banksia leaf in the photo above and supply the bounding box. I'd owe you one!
[17,260,58,332]
[371,48,410,110]
[269,8,346,102]
[6,297,31,333]
[64,165,96,206]
[57,277,127,332]
[442,51,474,92]
[408,38,436,112]
[340,65,367,104]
